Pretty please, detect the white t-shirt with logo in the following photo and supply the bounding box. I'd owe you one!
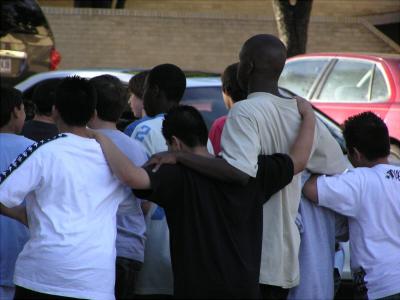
[0,133,126,300]
[131,114,167,158]
[131,115,174,295]
[317,164,400,299]
[221,92,347,287]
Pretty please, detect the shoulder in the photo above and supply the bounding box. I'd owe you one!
[134,115,164,130]
[126,116,152,132]
[132,116,164,143]
[210,116,227,131]
[0,134,67,183]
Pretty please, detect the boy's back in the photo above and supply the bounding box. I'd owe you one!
[134,154,294,299]
[317,164,400,299]
[0,133,126,300]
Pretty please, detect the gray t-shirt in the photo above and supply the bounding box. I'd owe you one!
[97,129,147,262]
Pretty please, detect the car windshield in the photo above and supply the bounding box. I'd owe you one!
[0,0,50,37]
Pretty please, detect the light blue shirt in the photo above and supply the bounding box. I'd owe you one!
[97,129,147,262]
[288,173,348,300]
[0,133,34,287]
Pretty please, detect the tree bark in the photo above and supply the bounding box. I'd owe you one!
[272,0,313,57]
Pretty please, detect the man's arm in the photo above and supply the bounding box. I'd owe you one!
[289,97,316,174]
[147,153,250,185]
[93,132,151,190]
[302,175,319,203]
[0,204,28,226]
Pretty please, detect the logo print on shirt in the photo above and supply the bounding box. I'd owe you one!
[135,125,151,142]
[385,169,400,181]
[0,134,67,184]
[151,206,166,220]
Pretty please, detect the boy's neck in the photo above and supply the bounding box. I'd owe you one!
[189,146,213,158]
[57,121,91,138]
[363,157,389,168]
[89,118,117,130]
[248,81,282,98]
[0,123,19,134]
[33,114,55,124]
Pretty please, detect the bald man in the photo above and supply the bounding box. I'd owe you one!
[147,34,348,299]
[216,34,347,299]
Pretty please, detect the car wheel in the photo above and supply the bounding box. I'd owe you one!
[389,143,400,166]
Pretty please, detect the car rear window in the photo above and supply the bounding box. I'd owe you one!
[0,0,51,37]
[181,86,227,129]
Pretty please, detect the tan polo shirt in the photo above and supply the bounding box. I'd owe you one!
[221,92,347,288]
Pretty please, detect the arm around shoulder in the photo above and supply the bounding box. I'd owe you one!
[302,175,319,203]
[290,97,316,174]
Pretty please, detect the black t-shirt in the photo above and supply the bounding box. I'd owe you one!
[21,120,59,142]
[134,154,293,299]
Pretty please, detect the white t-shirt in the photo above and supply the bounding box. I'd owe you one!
[317,164,400,299]
[221,92,348,287]
[0,133,126,300]
[131,114,167,158]
[131,115,174,295]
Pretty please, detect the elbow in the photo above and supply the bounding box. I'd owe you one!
[233,171,250,186]
[237,174,250,186]
[302,176,319,203]
[293,158,307,175]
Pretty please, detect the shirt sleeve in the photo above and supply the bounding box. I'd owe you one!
[307,120,349,175]
[133,165,184,208]
[221,109,261,177]
[256,154,294,202]
[0,149,43,208]
[317,170,363,217]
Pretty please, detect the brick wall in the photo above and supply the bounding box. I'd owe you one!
[43,7,398,73]
[38,0,400,17]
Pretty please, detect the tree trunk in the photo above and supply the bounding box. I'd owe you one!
[272,0,313,57]
[74,0,125,9]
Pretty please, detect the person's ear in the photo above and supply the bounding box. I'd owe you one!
[353,147,363,161]
[248,60,255,74]
[87,109,97,128]
[52,105,60,121]
[171,136,182,151]
[92,109,98,121]
[12,106,19,119]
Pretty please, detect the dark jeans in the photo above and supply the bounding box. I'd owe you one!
[115,256,143,300]
[14,286,84,300]
[260,284,289,300]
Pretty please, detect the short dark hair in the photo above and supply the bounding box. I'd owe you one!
[147,64,186,103]
[55,76,97,126]
[128,70,149,99]
[343,111,390,161]
[32,79,62,115]
[162,105,208,148]
[221,63,246,103]
[89,75,126,122]
[0,87,23,127]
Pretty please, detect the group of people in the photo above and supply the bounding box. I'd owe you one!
[0,33,399,300]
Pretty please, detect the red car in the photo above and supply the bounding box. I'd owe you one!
[279,52,400,162]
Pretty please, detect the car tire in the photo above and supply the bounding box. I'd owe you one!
[389,143,400,165]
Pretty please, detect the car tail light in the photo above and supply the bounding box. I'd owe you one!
[50,47,61,70]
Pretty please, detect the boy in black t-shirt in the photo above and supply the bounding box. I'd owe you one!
[21,79,60,142]
[92,99,315,299]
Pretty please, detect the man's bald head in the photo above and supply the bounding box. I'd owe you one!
[240,34,287,75]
